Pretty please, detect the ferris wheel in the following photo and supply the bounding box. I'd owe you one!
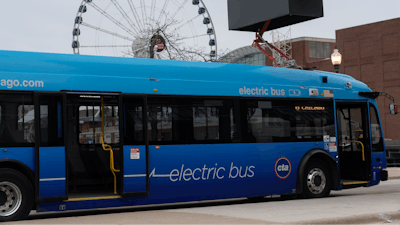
[72,0,217,61]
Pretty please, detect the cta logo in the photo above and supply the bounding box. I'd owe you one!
[274,157,292,179]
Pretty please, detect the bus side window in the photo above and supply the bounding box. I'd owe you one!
[124,98,145,146]
[192,99,234,143]
[0,94,35,146]
[245,100,335,143]
[369,104,384,152]
[245,100,291,143]
[147,98,187,144]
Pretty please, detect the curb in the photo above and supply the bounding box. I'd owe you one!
[295,211,400,224]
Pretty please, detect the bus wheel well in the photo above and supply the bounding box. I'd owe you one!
[0,161,35,194]
[296,149,340,195]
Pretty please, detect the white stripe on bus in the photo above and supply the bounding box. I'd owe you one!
[40,178,66,181]
[124,174,146,178]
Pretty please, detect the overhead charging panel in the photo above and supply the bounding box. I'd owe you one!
[228,0,323,32]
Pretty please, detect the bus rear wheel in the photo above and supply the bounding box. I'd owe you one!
[0,169,33,222]
[301,160,331,198]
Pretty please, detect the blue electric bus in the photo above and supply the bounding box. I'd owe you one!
[0,50,397,221]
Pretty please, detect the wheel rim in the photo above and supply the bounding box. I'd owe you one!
[0,182,22,217]
[306,168,326,195]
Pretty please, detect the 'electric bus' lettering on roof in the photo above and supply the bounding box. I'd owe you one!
[239,86,285,96]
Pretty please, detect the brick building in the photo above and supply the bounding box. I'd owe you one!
[336,18,400,141]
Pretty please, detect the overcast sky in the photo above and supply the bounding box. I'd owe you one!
[0,0,399,56]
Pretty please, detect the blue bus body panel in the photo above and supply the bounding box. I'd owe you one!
[0,50,371,101]
[38,142,328,212]
[0,147,35,172]
[0,50,386,214]
[123,146,147,193]
[39,146,66,198]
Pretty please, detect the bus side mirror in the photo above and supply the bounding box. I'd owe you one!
[389,103,398,115]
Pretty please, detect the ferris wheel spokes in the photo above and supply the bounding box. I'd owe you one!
[110,0,140,34]
[127,0,144,32]
[73,0,217,61]
[81,22,136,42]
[87,1,137,37]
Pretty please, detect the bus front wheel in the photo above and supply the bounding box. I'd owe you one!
[0,169,33,222]
[301,160,331,198]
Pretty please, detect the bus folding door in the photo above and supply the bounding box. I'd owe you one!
[121,96,148,196]
[336,102,371,182]
[35,93,67,201]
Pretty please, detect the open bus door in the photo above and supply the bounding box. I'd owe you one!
[34,93,67,202]
[59,93,148,199]
[336,102,371,187]
[120,95,148,196]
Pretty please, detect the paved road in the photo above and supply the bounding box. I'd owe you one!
[5,177,400,224]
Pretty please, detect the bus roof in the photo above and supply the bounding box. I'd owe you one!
[0,50,371,100]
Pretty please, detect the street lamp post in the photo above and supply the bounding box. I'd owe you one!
[331,48,342,73]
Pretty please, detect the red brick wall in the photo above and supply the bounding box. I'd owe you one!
[265,40,336,70]
[336,18,400,140]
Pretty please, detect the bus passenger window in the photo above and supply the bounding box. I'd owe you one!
[245,100,335,143]
[17,105,35,143]
[246,100,291,143]
[193,107,219,140]
[192,99,234,143]
[370,104,384,152]
[148,106,176,142]
[294,101,335,142]
[146,97,235,144]
[0,94,35,146]
[124,105,144,144]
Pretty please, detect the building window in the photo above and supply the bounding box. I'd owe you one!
[234,53,266,66]
[309,42,331,59]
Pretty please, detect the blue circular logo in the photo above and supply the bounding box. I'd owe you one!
[275,157,291,179]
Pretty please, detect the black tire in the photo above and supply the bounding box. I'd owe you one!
[301,160,331,198]
[0,169,33,222]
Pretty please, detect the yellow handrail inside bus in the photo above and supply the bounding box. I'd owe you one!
[100,97,120,194]
[349,140,365,161]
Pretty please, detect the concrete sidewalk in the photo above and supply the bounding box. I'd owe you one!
[387,167,400,179]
